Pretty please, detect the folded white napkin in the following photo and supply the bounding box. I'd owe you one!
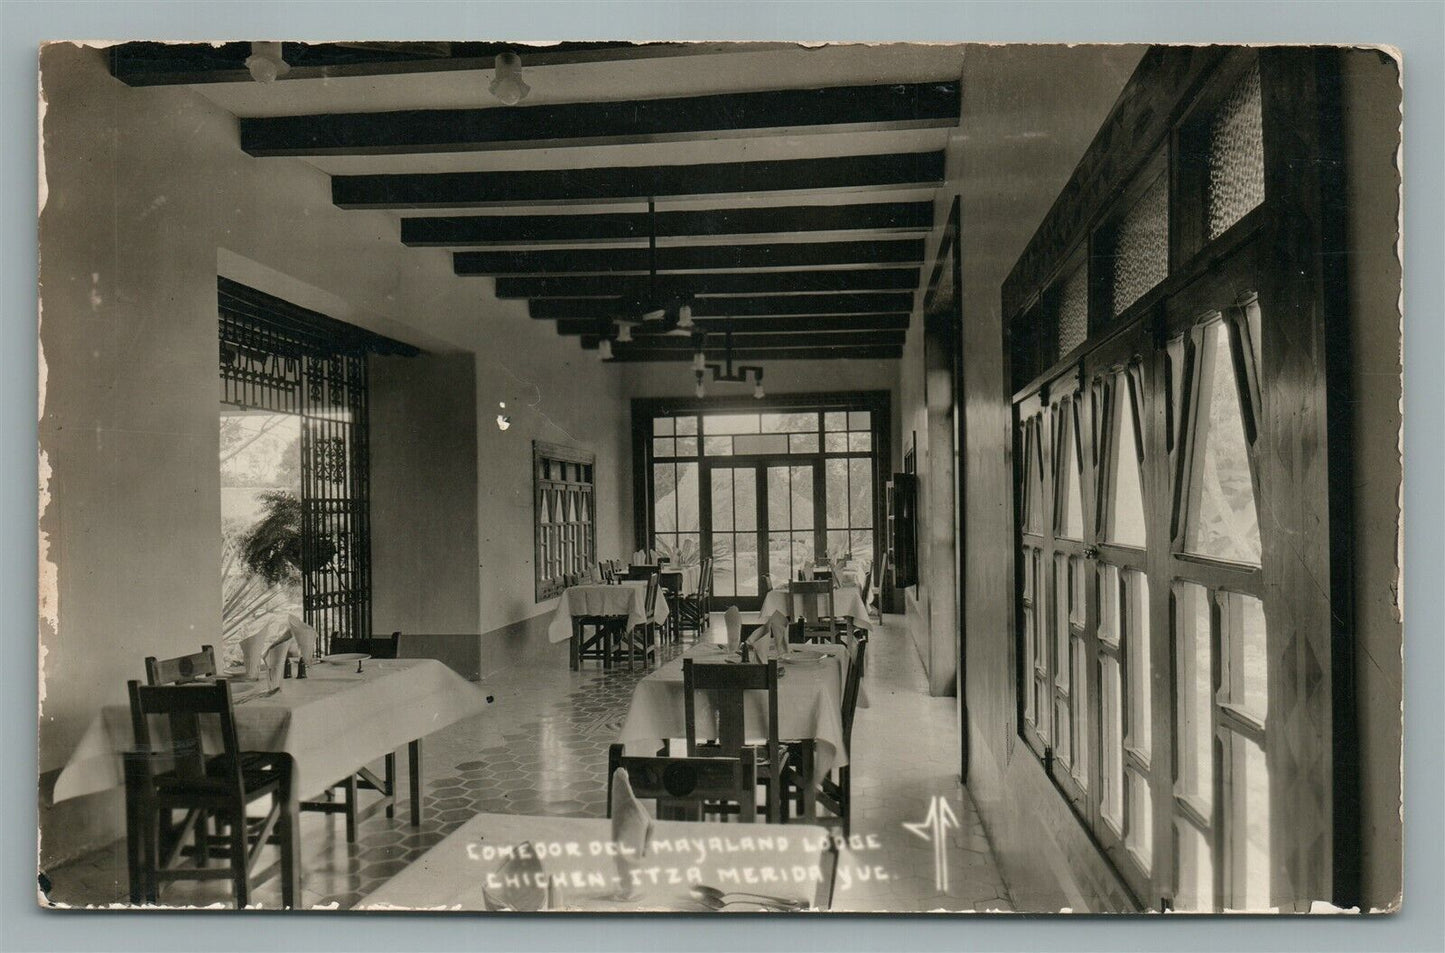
[723,606,742,648]
[286,614,317,660]
[632,549,648,564]
[484,843,551,911]
[239,632,266,680]
[744,624,771,662]
[767,609,791,657]
[263,635,293,691]
[610,767,653,900]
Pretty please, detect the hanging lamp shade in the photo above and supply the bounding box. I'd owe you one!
[490,52,530,105]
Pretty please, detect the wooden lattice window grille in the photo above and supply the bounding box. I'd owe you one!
[534,442,597,601]
[218,278,415,651]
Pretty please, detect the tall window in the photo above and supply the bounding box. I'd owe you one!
[1003,49,1341,911]
[533,442,596,601]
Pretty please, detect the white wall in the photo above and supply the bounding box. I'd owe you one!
[37,44,631,865]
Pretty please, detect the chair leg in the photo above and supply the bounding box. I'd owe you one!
[840,765,851,838]
[384,752,397,819]
[228,809,249,909]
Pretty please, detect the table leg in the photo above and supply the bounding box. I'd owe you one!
[408,739,423,827]
[801,743,818,824]
[278,759,300,910]
[570,620,580,671]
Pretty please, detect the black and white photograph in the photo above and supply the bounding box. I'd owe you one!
[33,34,1406,919]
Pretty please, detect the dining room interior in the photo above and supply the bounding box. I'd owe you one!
[35,39,1404,915]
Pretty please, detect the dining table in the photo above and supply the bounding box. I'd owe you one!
[548,581,671,670]
[616,641,865,821]
[759,583,874,632]
[357,812,840,912]
[52,658,490,901]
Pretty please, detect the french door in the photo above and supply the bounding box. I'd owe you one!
[702,458,821,612]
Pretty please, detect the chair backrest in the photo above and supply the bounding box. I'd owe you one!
[144,645,217,686]
[597,561,615,584]
[682,659,780,772]
[606,746,756,823]
[785,619,810,645]
[641,571,661,615]
[841,637,868,745]
[812,567,835,584]
[127,679,245,795]
[331,632,400,659]
[789,580,836,624]
[696,556,714,598]
[872,551,889,610]
[759,573,774,595]
[659,570,684,595]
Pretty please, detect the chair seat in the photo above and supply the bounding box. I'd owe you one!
[152,751,288,800]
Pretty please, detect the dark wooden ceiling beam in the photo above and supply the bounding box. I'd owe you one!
[244,82,960,156]
[601,345,903,362]
[402,201,933,247]
[109,41,798,86]
[455,239,924,276]
[581,330,904,350]
[334,151,945,209]
[530,292,912,320]
[554,313,911,335]
[492,268,922,298]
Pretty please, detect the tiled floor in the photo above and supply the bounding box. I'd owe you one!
[41,615,1012,912]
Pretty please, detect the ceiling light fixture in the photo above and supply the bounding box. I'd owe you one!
[598,337,613,360]
[691,321,765,401]
[489,51,530,105]
[245,42,290,83]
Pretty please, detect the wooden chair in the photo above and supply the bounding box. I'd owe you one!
[606,745,756,823]
[682,658,787,823]
[677,556,713,641]
[658,570,685,644]
[303,631,400,841]
[139,645,223,874]
[783,636,868,832]
[618,572,660,669]
[144,645,217,687]
[597,561,616,584]
[789,580,848,643]
[626,564,660,580]
[125,680,297,907]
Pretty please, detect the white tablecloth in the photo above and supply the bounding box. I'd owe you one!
[547,582,671,644]
[52,659,489,804]
[618,643,853,776]
[358,812,836,911]
[760,584,874,632]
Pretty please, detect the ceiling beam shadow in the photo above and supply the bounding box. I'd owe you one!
[600,345,904,362]
[581,330,905,350]
[492,268,922,298]
[333,151,946,209]
[455,239,924,276]
[402,201,934,247]
[530,292,913,320]
[555,313,911,335]
[244,82,960,156]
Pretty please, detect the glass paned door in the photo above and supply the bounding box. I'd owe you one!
[701,459,822,611]
[708,466,760,603]
[767,464,818,588]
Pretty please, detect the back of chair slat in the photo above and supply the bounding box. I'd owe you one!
[789,580,835,624]
[696,556,713,598]
[641,571,661,616]
[682,659,780,773]
[144,645,217,686]
[841,638,868,745]
[128,679,245,795]
[606,745,756,823]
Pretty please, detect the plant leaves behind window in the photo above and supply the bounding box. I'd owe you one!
[237,491,338,584]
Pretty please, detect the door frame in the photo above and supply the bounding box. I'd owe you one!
[699,455,823,612]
